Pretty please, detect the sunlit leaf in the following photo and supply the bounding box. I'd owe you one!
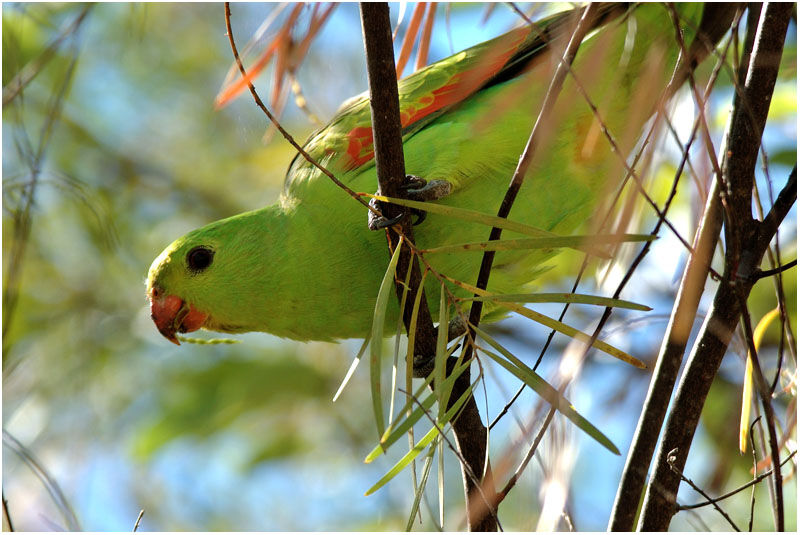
[365,356,470,462]
[365,426,439,496]
[466,291,650,311]
[391,256,415,421]
[405,440,437,531]
[364,378,476,495]
[435,284,450,420]
[739,307,781,453]
[422,234,655,255]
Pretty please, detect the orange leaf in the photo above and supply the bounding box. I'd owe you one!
[396,3,426,79]
[215,4,303,110]
[415,3,437,71]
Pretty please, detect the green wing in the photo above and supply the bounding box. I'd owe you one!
[282,3,629,194]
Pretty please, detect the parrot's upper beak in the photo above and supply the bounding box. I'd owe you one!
[149,286,208,345]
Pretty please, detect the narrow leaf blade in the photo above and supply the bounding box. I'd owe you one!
[475,326,619,455]
[333,334,371,402]
[467,291,651,311]
[365,427,439,496]
[422,234,655,255]
[370,240,404,438]
[441,275,645,369]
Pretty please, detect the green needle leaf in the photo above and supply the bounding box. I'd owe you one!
[435,285,449,421]
[443,276,645,368]
[365,427,439,496]
[365,357,470,462]
[370,239,404,438]
[474,326,620,455]
[497,302,645,368]
[405,440,437,531]
[364,378,476,495]
[422,234,655,255]
[365,194,611,257]
[466,292,651,311]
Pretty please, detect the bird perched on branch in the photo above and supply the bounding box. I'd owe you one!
[147,3,729,344]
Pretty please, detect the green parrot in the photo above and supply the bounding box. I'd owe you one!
[147,3,717,345]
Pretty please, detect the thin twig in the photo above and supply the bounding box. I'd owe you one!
[2,3,93,106]
[2,431,80,531]
[676,450,797,510]
[467,4,601,331]
[132,510,144,532]
[637,4,794,529]
[608,10,742,528]
[3,42,82,349]
[399,388,502,531]
[666,448,741,531]
[751,259,797,282]
[493,6,735,435]
[748,417,761,532]
[222,3,376,215]
[358,4,494,531]
[2,492,13,532]
[734,284,785,530]
[496,404,556,502]
[760,166,798,243]
[665,5,728,227]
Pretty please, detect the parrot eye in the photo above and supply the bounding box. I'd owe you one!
[186,246,214,273]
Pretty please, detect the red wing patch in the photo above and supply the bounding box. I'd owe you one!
[344,126,376,170]
[341,28,528,172]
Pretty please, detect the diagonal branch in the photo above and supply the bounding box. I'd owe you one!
[2,3,93,107]
[466,4,601,335]
[638,4,794,530]
[759,166,797,244]
[607,11,742,528]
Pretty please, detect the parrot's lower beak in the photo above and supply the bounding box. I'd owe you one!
[149,287,208,345]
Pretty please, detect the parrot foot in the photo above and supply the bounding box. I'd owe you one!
[368,176,451,230]
[411,315,469,378]
[447,315,467,340]
[403,176,451,202]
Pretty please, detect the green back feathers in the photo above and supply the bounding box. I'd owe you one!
[284,4,633,194]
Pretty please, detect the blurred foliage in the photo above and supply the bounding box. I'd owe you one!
[2,2,796,532]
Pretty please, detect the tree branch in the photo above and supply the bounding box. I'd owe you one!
[608,5,742,529]
[759,166,797,244]
[677,450,797,510]
[666,448,742,531]
[358,4,496,531]
[638,4,793,530]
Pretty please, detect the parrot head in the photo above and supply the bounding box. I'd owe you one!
[146,209,271,344]
[147,237,212,345]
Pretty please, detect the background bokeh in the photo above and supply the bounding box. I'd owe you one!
[2,3,796,531]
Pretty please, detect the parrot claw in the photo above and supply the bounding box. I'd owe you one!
[368,176,451,231]
[367,196,404,230]
[447,315,467,340]
[403,176,451,202]
[411,316,469,377]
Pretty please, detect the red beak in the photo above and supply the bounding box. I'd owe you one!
[149,287,208,345]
